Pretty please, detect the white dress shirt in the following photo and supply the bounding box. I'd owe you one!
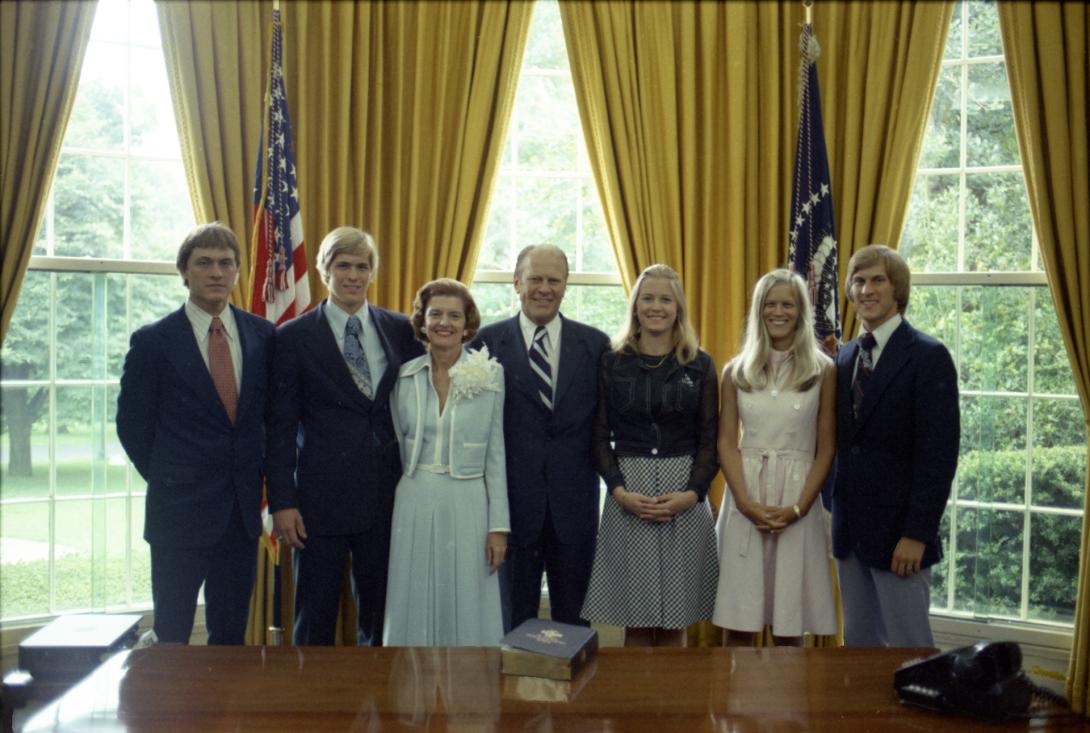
[185,299,242,391]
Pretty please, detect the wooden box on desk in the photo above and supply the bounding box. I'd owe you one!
[500,619,598,681]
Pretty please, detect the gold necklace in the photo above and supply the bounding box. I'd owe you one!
[641,351,670,368]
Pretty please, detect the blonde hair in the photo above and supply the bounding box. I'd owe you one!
[317,227,379,285]
[613,264,700,365]
[732,269,828,392]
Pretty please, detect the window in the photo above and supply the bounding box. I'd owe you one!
[0,0,193,621]
[473,0,626,333]
[902,0,1085,627]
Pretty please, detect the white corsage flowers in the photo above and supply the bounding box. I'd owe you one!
[448,346,502,402]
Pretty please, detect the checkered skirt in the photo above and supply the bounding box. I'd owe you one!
[580,454,719,629]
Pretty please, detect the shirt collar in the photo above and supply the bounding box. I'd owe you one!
[518,311,561,349]
[862,313,902,351]
[325,298,371,336]
[185,299,236,340]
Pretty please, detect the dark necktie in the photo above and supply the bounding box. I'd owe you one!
[528,325,553,410]
[344,315,374,399]
[209,317,238,424]
[851,331,877,422]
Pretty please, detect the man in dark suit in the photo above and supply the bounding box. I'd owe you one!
[832,244,960,647]
[266,227,423,646]
[473,244,610,628]
[117,222,275,645]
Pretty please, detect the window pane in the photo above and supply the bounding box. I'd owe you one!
[954,507,1022,617]
[473,283,518,327]
[104,496,130,606]
[53,155,124,258]
[1030,441,1086,511]
[918,65,961,169]
[129,46,181,157]
[957,447,1024,504]
[900,174,959,272]
[65,44,125,151]
[55,387,98,498]
[579,180,613,272]
[964,172,1032,271]
[55,499,94,612]
[91,0,129,44]
[930,510,952,610]
[961,394,1027,455]
[1,270,51,381]
[0,501,52,618]
[524,0,566,69]
[130,273,184,330]
[130,158,193,260]
[966,62,1018,167]
[1,387,51,500]
[1033,292,1079,395]
[564,285,626,336]
[1028,513,1079,624]
[944,2,964,60]
[477,176,514,271]
[967,0,1003,57]
[959,287,1029,393]
[55,274,98,380]
[516,74,579,171]
[906,286,958,360]
[515,176,578,250]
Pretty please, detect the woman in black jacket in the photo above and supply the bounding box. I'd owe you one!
[580,264,720,646]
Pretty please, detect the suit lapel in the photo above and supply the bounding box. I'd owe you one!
[855,321,913,430]
[370,306,401,406]
[554,315,586,409]
[234,306,261,425]
[495,315,550,413]
[161,307,231,424]
[311,303,371,409]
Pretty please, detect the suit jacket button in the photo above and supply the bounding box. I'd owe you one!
[651,448,658,456]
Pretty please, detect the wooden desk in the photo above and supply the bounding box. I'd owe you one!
[20,646,1083,732]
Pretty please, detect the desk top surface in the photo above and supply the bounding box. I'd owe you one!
[21,646,1083,732]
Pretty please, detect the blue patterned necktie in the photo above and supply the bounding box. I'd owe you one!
[344,315,374,399]
[851,331,877,422]
[528,325,553,410]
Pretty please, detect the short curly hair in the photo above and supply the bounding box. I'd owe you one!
[410,278,481,343]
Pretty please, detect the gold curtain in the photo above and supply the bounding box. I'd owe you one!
[159,0,531,645]
[997,0,1090,713]
[0,0,96,341]
[157,0,269,306]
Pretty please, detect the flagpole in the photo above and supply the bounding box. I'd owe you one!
[803,0,813,26]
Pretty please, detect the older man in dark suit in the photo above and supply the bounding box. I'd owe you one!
[117,222,275,645]
[832,244,960,647]
[266,227,423,646]
[473,244,610,628]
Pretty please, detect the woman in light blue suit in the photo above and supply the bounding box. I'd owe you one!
[383,278,510,646]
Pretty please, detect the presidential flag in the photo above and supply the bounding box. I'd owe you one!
[250,7,309,560]
[788,23,840,356]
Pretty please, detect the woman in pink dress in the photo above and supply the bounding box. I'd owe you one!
[712,269,837,645]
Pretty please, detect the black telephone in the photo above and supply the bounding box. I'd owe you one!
[894,641,1045,721]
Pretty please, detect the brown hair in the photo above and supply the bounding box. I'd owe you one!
[410,278,481,343]
[846,244,912,313]
[176,222,240,285]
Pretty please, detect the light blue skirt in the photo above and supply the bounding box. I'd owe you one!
[383,469,504,646]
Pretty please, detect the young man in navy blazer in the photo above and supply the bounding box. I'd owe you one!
[117,223,275,645]
[473,244,610,629]
[832,244,960,647]
[265,227,423,645]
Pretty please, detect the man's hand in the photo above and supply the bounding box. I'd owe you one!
[891,537,926,577]
[486,531,508,574]
[274,508,307,549]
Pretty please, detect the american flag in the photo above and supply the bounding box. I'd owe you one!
[788,23,840,356]
[250,7,309,560]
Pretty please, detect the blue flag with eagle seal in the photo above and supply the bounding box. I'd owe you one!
[788,23,840,356]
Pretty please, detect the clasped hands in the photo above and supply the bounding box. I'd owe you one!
[612,487,697,522]
[738,500,801,534]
